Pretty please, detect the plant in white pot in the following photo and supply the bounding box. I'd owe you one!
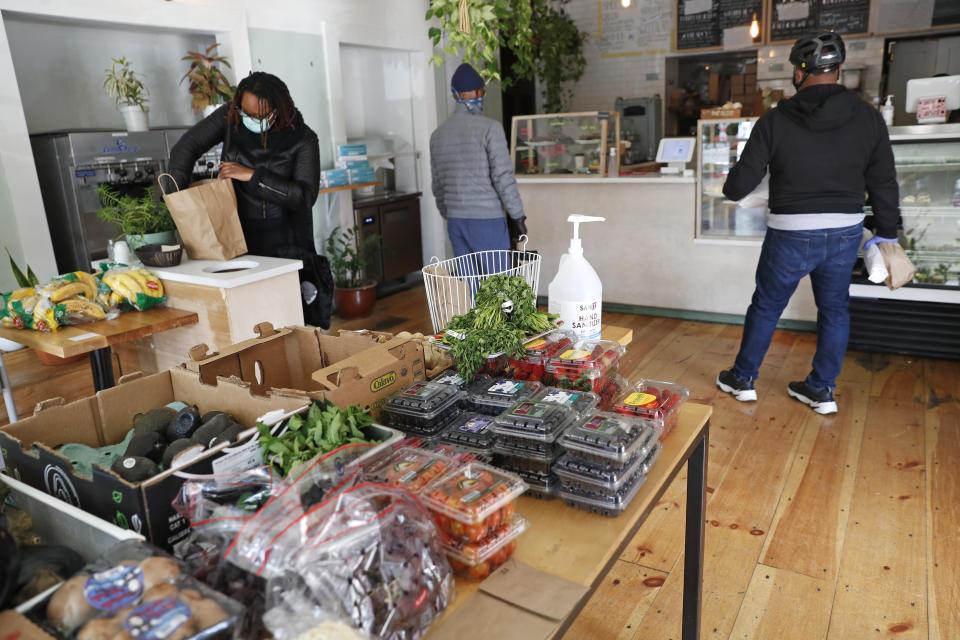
[181,43,236,118]
[104,57,150,132]
[325,225,380,319]
[96,185,177,251]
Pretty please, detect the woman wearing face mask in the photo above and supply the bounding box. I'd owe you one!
[167,71,321,257]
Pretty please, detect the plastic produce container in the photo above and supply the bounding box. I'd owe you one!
[491,400,578,443]
[560,467,646,517]
[365,446,456,493]
[492,439,563,475]
[559,411,662,468]
[431,369,470,390]
[554,443,658,497]
[443,514,528,580]
[513,469,560,499]
[544,339,625,394]
[380,382,464,436]
[613,378,690,437]
[598,374,629,411]
[505,329,577,383]
[439,413,499,458]
[467,376,543,416]
[423,462,527,543]
[533,386,599,416]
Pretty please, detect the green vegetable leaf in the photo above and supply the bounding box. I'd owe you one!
[286,413,305,432]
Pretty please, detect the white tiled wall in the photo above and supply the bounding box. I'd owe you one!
[561,0,888,112]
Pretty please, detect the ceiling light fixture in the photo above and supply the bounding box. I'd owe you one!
[749,12,760,39]
[621,0,632,7]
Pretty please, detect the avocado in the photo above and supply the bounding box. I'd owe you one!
[133,407,176,437]
[166,406,201,442]
[169,443,206,469]
[192,414,232,449]
[124,432,166,463]
[162,438,197,469]
[200,410,228,424]
[210,423,246,447]
[111,456,160,483]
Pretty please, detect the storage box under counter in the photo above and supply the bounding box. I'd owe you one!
[112,255,304,374]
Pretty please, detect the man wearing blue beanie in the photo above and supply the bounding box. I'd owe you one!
[430,62,527,257]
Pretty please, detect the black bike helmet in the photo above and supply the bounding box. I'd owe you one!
[789,32,846,73]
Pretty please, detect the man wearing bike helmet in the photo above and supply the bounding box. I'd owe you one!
[715,32,900,415]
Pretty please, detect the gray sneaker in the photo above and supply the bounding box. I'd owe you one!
[787,381,837,415]
[716,369,758,402]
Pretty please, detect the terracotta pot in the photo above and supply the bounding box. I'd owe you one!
[35,350,86,366]
[334,282,377,319]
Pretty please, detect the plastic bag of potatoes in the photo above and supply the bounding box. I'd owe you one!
[39,540,243,640]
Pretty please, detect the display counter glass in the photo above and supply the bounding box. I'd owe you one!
[510,111,620,177]
[696,117,764,239]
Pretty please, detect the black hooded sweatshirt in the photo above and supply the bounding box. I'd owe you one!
[723,84,900,238]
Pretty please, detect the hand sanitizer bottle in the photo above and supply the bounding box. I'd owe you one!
[548,215,605,339]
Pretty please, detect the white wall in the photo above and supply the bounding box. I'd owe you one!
[6,15,217,133]
[0,0,446,293]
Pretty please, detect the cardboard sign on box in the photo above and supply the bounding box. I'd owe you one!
[0,367,309,550]
[183,323,425,418]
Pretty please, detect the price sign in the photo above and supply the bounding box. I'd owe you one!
[916,97,948,122]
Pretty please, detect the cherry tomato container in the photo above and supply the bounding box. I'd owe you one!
[513,469,561,499]
[422,462,527,543]
[381,382,465,436]
[613,378,690,437]
[364,446,456,494]
[505,329,577,383]
[559,410,662,469]
[443,514,529,581]
[560,468,646,517]
[532,386,600,417]
[543,339,625,394]
[466,376,543,417]
[491,400,577,443]
[439,413,499,459]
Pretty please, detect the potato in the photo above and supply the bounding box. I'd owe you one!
[47,573,97,633]
[190,598,229,630]
[179,588,203,601]
[396,331,412,339]
[138,556,181,591]
[77,617,122,640]
[141,582,179,602]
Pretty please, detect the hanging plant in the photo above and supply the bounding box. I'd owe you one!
[180,43,235,115]
[530,0,587,113]
[426,0,535,89]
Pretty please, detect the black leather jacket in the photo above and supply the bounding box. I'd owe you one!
[167,105,321,250]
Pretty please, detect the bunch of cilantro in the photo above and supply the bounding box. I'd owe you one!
[257,400,377,477]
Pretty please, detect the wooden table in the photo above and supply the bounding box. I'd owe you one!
[0,307,198,392]
[438,402,711,640]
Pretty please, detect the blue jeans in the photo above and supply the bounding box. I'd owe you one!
[447,217,510,257]
[733,223,863,391]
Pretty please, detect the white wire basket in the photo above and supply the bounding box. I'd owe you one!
[422,236,541,334]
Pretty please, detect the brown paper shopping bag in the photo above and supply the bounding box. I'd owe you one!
[158,174,247,260]
[878,242,915,290]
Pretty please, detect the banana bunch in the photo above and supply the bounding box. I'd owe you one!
[41,271,100,303]
[4,287,38,330]
[102,267,165,311]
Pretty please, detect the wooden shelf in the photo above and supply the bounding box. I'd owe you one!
[317,181,381,195]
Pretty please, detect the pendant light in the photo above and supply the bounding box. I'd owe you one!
[749,12,760,39]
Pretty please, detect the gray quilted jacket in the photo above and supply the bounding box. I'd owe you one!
[429,104,525,220]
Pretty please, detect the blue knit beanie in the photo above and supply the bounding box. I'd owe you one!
[451,63,484,92]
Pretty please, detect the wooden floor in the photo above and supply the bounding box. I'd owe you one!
[333,286,960,640]
[4,286,958,639]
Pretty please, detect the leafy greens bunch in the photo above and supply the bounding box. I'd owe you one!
[257,400,377,477]
[443,275,557,381]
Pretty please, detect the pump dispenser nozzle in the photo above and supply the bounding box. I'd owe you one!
[567,214,605,255]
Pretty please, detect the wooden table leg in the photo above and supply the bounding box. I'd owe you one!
[682,421,708,640]
[89,347,115,391]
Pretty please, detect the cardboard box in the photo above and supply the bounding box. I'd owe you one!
[348,166,377,184]
[337,157,371,169]
[0,610,56,640]
[336,143,367,157]
[321,169,350,188]
[708,72,721,104]
[0,367,309,549]
[731,75,745,95]
[701,107,742,119]
[184,324,425,418]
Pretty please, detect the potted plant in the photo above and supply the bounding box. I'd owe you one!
[104,57,149,132]
[325,225,380,319]
[181,43,235,118]
[96,185,176,251]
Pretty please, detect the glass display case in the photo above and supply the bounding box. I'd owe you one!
[696,117,765,239]
[510,111,620,177]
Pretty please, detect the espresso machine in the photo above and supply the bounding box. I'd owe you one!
[31,131,171,272]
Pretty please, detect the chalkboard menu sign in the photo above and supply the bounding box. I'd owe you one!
[676,0,762,51]
[769,0,870,43]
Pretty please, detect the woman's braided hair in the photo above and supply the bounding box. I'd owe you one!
[227,71,296,149]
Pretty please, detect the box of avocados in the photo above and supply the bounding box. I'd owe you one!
[183,323,425,418]
[0,366,308,550]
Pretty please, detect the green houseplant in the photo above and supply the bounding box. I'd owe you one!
[325,225,380,319]
[96,185,176,250]
[530,0,587,113]
[103,57,150,131]
[181,43,235,117]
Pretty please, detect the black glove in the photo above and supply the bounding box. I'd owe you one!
[507,216,527,243]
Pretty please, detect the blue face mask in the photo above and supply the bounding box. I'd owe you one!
[452,88,484,115]
[241,111,274,134]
